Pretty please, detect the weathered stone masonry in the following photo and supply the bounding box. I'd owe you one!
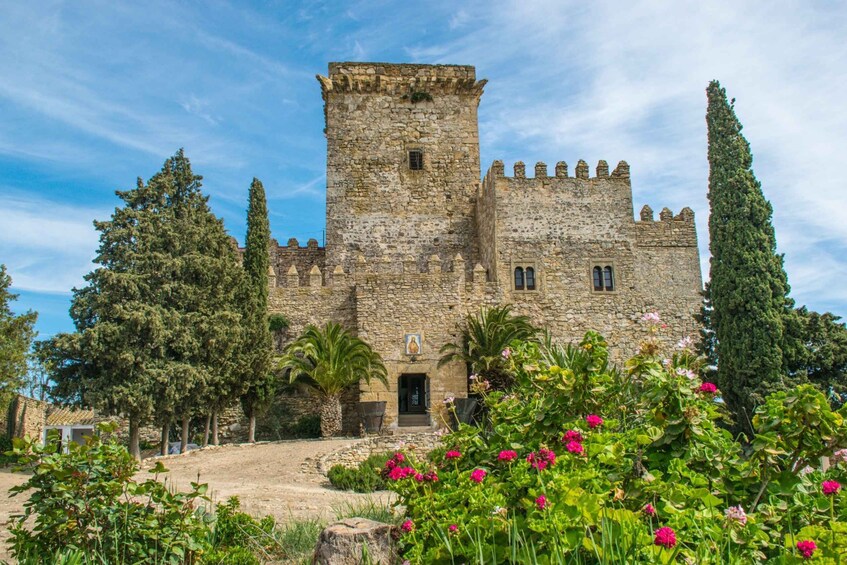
[262,62,703,432]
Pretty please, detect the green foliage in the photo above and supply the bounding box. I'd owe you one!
[239,178,276,441]
[333,498,401,525]
[279,322,387,436]
[706,81,794,435]
[439,304,539,390]
[8,423,212,563]
[0,433,14,466]
[388,326,847,563]
[327,452,394,493]
[44,150,248,457]
[786,307,847,402]
[268,313,290,333]
[0,264,38,407]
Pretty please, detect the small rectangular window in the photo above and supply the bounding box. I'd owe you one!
[409,150,423,170]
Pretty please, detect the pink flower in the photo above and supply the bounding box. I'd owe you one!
[797,540,817,559]
[393,452,405,463]
[822,480,841,496]
[501,348,512,359]
[562,430,583,443]
[699,382,718,394]
[423,470,439,482]
[526,448,556,470]
[498,450,518,462]
[675,367,697,380]
[725,505,747,525]
[446,450,462,460]
[384,459,397,471]
[832,448,847,464]
[641,312,661,324]
[470,468,487,483]
[585,414,603,429]
[401,519,414,533]
[535,495,548,510]
[414,473,424,482]
[448,524,458,533]
[654,526,676,549]
[643,503,656,516]
[566,441,584,455]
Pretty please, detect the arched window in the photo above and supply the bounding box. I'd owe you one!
[525,267,536,290]
[593,266,603,291]
[603,266,614,291]
[514,267,525,290]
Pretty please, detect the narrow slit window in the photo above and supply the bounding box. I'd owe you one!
[603,266,614,291]
[593,266,603,291]
[525,267,536,290]
[409,150,423,170]
[514,267,525,290]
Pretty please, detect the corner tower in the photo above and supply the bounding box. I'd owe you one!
[317,63,487,273]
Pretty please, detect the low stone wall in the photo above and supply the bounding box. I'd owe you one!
[318,432,442,474]
[2,395,46,440]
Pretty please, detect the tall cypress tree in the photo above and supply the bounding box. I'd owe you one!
[706,81,791,435]
[239,178,275,443]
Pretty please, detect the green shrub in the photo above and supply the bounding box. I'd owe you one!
[0,433,14,466]
[209,496,277,561]
[327,452,394,493]
[291,413,321,438]
[388,322,847,563]
[8,423,212,563]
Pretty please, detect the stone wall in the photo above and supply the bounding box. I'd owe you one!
[318,432,441,474]
[270,237,326,287]
[2,395,46,440]
[320,63,485,275]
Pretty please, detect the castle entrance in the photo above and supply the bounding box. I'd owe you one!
[398,373,429,427]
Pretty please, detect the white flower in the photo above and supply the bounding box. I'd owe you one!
[675,367,697,380]
[443,396,455,405]
[469,374,478,381]
[676,336,694,350]
[724,505,747,525]
[641,312,661,324]
[799,465,815,476]
[832,448,847,464]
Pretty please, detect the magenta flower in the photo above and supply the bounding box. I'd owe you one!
[498,450,518,462]
[388,466,416,481]
[586,414,603,429]
[501,347,512,359]
[470,468,487,483]
[566,441,584,455]
[414,473,424,482]
[797,540,817,559]
[643,503,656,516]
[445,450,462,460]
[535,495,548,510]
[394,452,405,463]
[699,382,718,394]
[527,448,556,470]
[384,459,397,471]
[423,470,439,482]
[822,480,841,496]
[654,526,676,549]
[562,430,583,443]
[401,519,414,533]
[448,524,458,533]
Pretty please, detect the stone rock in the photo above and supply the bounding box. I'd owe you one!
[313,518,396,564]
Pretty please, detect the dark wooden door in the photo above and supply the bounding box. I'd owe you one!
[398,374,427,414]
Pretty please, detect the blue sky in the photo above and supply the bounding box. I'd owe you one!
[2,1,846,339]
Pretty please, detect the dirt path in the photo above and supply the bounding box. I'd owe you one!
[0,438,394,563]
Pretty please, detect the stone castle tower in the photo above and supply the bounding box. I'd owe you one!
[265,62,703,431]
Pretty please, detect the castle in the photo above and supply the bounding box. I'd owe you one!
[266,63,703,431]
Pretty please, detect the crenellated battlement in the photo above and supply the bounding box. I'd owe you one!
[317,63,487,101]
[482,159,631,189]
[635,205,698,247]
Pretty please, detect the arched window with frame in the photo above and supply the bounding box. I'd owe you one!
[593,266,603,291]
[603,266,614,291]
[514,267,525,290]
[525,267,536,290]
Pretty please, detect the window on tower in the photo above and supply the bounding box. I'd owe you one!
[409,149,423,170]
[592,264,615,292]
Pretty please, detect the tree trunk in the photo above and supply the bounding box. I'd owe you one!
[129,417,141,461]
[180,416,190,454]
[211,410,219,446]
[247,404,256,443]
[202,414,211,447]
[160,422,170,456]
[320,395,343,437]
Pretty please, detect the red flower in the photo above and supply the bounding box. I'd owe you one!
[498,450,518,461]
[822,480,841,496]
[566,441,584,455]
[654,527,676,549]
[586,414,603,429]
[535,495,548,510]
[562,429,584,443]
[643,503,656,516]
[797,540,817,559]
[448,524,458,533]
[445,450,462,460]
[401,519,414,533]
[470,468,487,483]
[699,382,718,394]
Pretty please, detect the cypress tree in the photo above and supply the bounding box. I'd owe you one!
[706,81,791,435]
[239,178,275,443]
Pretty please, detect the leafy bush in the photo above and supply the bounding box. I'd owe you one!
[8,423,212,563]
[0,433,14,466]
[327,452,394,493]
[388,319,847,563]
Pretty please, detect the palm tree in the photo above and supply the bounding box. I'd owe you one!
[439,305,538,390]
[279,322,387,437]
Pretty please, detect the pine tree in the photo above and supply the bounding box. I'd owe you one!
[48,150,247,458]
[706,81,791,435]
[238,178,276,442]
[0,265,38,407]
